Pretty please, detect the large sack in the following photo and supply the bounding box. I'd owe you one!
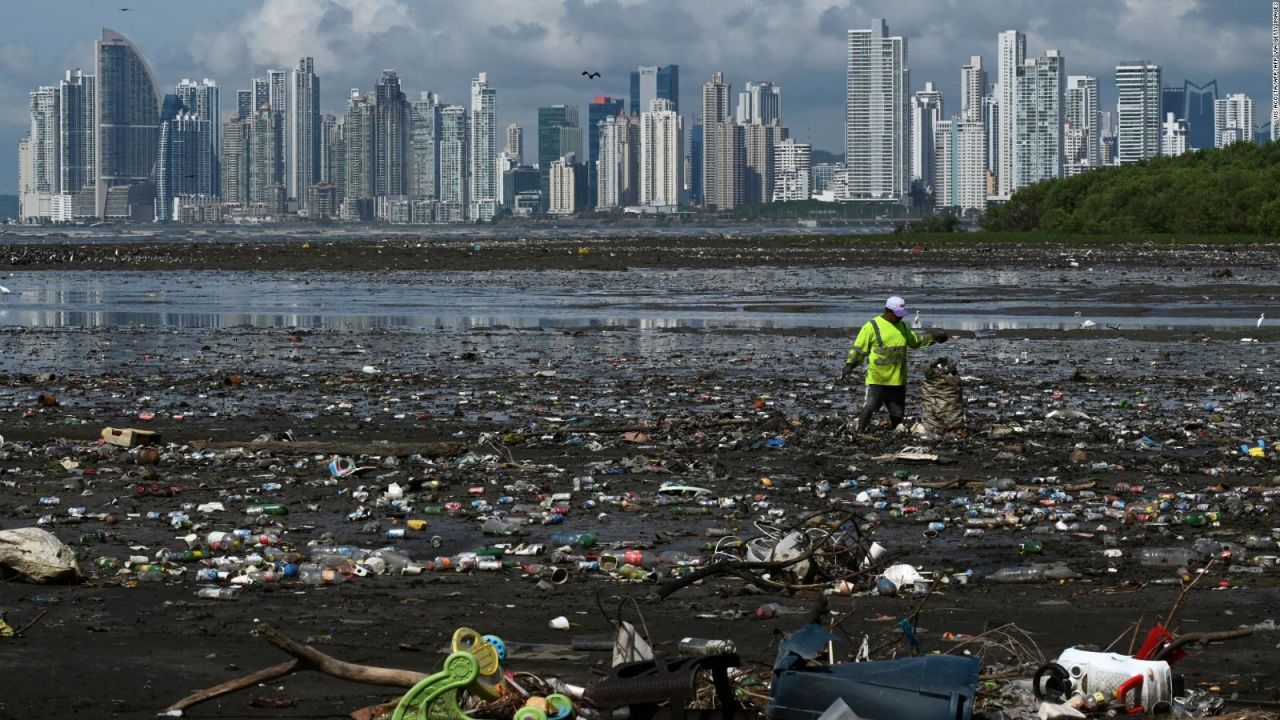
[0,527,82,583]
[922,357,965,435]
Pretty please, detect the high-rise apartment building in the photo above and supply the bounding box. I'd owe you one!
[548,152,579,215]
[596,114,621,210]
[28,85,61,214]
[1014,50,1064,188]
[247,107,283,211]
[618,113,641,207]
[630,65,679,116]
[587,97,624,209]
[344,91,375,203]
[237,90,253,119]
[409,92,441,200]
[961,56,986,122]
[772,138,811,202]
[58,69,95,212]
[94,29,160,220]
[505,124,523,164]
[996,30,1026,198]
[910,82,943,193]
[220,117,247,204]
[1162,80,1218,150]
[1116,61,1162,164]
[290,57,320,206]
[846,19,909,201]
[174,78,219,196]
[374,70,409,198]
[538,105,579,211]
[1214,93,1253,148]
[1065,75,1099,171]
[735,81,781,126]
[325,115,346,208]
[701,72,742,209]
[639,99,681,207]
[252,78,269,113]
[1162,112,1188,157]
[743,124,786,205]
[468,72,497,221]
[156,111,212,220]
[438,105,468,218]
[934,117,986,212]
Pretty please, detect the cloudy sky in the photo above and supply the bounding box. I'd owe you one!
[2,0,1275,193]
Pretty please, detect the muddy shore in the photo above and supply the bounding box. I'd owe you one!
[0,237,1278,719]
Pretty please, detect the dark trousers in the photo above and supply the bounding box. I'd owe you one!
[856,383,907,432]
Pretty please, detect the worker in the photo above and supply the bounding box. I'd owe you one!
[840,295,948,433]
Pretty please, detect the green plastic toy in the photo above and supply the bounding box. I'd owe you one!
[392,651,480,720]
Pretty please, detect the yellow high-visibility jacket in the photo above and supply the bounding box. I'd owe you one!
[846,316,934,386]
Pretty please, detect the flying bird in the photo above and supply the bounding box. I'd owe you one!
[119,7,131,11]
[0,286,10,294]
[582,71,601,79]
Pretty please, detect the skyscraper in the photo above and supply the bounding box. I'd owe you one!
[772,138,812,202]
[1116,61,1162,164]
[252,78,269,113]
[587,97,624,209]
[174,78,219,196]
[438,105,467,220]
[237,90,253,120]
[639,99,681,207]
[26,85,60,220]
[409,92,441,201]
[156,109,212,221]
[596,114,621,210]
[910,82,943,193]
[94,29,160,220]
[344,91,375,204]
[1014,50,1064,188]
[1162,113,1188,157]
[743,124,787,205]
[505,124,523,164]
[688,122,703,206]
[290,57,320,207]
[1065,75,1099,171]
[630,65,679,116]
[618,112,641,207]
[735,81,781,126]
[247,107,283,212]
[17,136,35,222]
[58,69,95,212]
[1214,93,1254,148]
[220,116,247,204]
[934,117,986,213]
[325,115,346,208]
[374,70,409,198]
[538,105,579,211]
[961,56,986,122]
[267,69,288,190]
[846,19,909,201]
[468,72,497,221]
[701,72,741,209]
[996,30,1026,198]
[548,152,579,215]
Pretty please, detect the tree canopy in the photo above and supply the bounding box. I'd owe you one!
[982,141,1280,235]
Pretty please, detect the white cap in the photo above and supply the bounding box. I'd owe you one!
[886,296,908,318]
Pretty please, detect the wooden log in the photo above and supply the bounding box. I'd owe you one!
[162,660,300,714]
[256,624,427,688]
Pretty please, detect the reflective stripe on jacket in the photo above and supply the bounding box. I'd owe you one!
[846,316,933,386]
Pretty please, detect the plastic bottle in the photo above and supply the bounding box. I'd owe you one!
[678,638,737,656]
[196,586,240,600]
[481,518,520,536]
[1138,548,1200,569]
[987,565,1046,583]
[245,504,288,516]
[658,550,698,565]
[549,532,598,549]
[756,603,782,619]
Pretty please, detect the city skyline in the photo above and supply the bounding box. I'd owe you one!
[0,0,1273,195]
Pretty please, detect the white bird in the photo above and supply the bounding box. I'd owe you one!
[1080,319,1096,329]
[1258,313,1265,328]
[911,311,921,329]
[0,285,9,294]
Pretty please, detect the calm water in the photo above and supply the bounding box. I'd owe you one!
[0,266,1274,332]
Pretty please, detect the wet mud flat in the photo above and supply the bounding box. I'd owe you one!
[0,240,1278,719]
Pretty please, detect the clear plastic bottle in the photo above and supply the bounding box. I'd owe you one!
[549,532,598,549]
[987,565,1046,583]
[1138,548,1200,568]
[678,638,737,656]
[195,586,240,600]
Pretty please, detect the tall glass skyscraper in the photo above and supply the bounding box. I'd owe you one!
[468,72,496,221]
[588,96,624,209]
[845,19,909,201]
[630,65,679,116]
[538,105,580,211]
[94,28,160,220]
[290,57,320,206]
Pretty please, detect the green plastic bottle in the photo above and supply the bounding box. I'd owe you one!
[245,504,288,516]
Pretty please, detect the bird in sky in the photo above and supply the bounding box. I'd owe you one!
[582,71,601,79]
[119,7,131,11]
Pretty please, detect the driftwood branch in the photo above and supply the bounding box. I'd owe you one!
[163,660,300,714]
[162,625,429,716]
[256,624,427,688]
